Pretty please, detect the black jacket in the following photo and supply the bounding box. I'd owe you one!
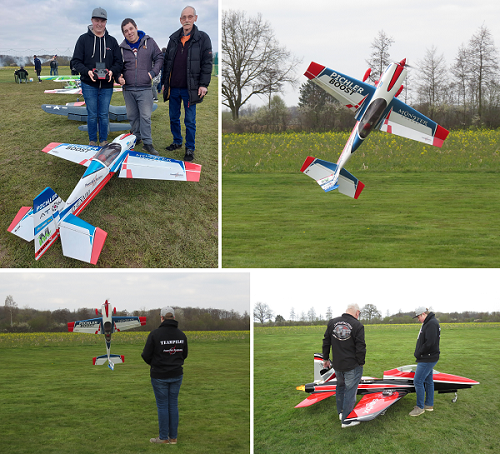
[414,312,440,363]
[70,26,122,88]
[141,319,188,379]
[322,313,366,372]
[162,24,212,104]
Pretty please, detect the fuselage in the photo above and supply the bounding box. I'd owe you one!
[336,59,408,173]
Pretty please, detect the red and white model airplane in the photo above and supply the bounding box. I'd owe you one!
[300,58,449,198]
[67,300,146,370]
[8,133,201,264]
[295,354,479,424]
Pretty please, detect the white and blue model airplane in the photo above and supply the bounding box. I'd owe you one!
[300,58,449,198]
[68,300,146,370]
[8,133,201,264]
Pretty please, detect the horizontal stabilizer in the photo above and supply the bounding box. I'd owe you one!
[93,354,125,366]
[295,391,336,408]
[8,206,34,241]
[301,157,364,198]
[119,151,201,182]
[59,213,107,264]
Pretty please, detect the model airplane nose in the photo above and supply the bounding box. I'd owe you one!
[399,58,407,67]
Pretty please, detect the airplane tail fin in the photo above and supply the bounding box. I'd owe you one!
[59,213,107,265]
[33,187,64,260]
[314,353,336,383]
[300,156,365,199]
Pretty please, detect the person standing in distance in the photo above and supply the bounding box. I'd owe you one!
[70,7,122,146]
[162,5,212,162]
[118,18,163,156]
[142,307,188,445]
[322,303,366,428]
[33,55,42,82]
[409,307,440,417]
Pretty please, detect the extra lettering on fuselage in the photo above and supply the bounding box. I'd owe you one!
[326,72,365,96]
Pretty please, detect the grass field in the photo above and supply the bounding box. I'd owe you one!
[0,331,249,454]
[254,323,500,454]
[222,131,500,267]
[0,67,218,267]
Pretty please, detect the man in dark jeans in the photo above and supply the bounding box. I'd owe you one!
[322,303,366,428]
[162,5,212,162]
[142,307,188,444]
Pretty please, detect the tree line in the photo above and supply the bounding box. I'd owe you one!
[222,10,500,133]
[254,302,500,326]
[1,297,250,333]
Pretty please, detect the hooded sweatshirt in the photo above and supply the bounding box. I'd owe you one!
[71,25,122,88]
[414,312,440,363]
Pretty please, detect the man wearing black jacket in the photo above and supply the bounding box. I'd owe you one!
[409,307,440,417]
[70,7,122,146]
[142,307,188,444]
[322,303,366,428]
[162,6,212,162]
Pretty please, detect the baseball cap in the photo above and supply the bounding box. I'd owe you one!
[161,306,175,317]
[92,7,107,20]
[413,306,427,318]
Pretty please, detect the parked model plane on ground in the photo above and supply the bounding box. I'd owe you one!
[300,58,449,198]
[68,300,146,370]
[8,133,201,264]
[295,354,479,424]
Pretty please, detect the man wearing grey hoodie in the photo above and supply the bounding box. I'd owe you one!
[118,18,163,156]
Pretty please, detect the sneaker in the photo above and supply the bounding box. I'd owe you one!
[149,437,169,444]
[89,141,98,146]
[168,439,177,445]
[184,148,195,162]
[143,143,159,156]
[409,406,425,417]
[424,405,434,411]
[341,421,360,428]
[99,140,108,147]
[165,142,182,151]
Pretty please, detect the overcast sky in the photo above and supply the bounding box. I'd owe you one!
[251,269,500,320]
[222,0,500,107]
[0,271,249,314]
[1,0,218,62]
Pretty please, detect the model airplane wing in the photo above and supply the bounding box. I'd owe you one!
[295,391,336,408]
[305,62,375,113]
[68,318,102,333]
[379,98,449,147]
[113,316,147,331]
[42,142,101,166]
[344,391,408,423]
[118,151,201,182]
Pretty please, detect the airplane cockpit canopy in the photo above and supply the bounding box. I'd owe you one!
[93,143,122,167]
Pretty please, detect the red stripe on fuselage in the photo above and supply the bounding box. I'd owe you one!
[73,172,114,217]
[387,60,406,92]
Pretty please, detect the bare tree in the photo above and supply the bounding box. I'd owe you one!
[222,10,301,120]
[253,302,273,324]
[451,44,473,125]
[360,304,381,322]
[5,295,17,327]
[366,30,394,82]
[467,24,499,123]
[416,46,448,118]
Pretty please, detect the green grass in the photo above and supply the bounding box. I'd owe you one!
[222,131,500,267]
[0,331,249,454]
[254,323,500,454]
[0,67,218,267]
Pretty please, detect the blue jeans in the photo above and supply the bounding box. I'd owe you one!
[414,361,437,409]
[81,82,113,142]
[151,375,183,440]
[169,87,196,150]
[336,365,363,423]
